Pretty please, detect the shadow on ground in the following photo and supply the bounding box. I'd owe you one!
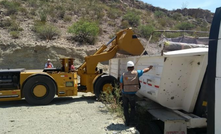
[106,123,129,131]
[0,95,96,108]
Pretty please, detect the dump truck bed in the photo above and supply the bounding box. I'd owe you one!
[109,48,208,112]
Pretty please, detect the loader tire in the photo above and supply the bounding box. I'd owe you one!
[23,75,56,105]
[94,75,118,98]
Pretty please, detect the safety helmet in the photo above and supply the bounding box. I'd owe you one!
[48,59,51,61]
[127,61,134,67]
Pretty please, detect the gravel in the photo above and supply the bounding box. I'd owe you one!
[0,93,138,134]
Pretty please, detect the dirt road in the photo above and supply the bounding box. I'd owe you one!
[0,93,138,134]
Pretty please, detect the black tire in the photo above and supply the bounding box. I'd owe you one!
[94,75,118,98]
[93,74,106,92]
[23,75,56,105]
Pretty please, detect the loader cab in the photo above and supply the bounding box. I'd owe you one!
[43,58,75,73]
[60,58,75,72]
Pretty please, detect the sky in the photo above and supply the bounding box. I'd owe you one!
[140,0,220,13]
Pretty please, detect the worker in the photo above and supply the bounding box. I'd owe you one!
[120,61,153,126]
[68,59,75,71]
[45,59,54,68]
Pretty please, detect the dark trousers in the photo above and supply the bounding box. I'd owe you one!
[122,94,136,125]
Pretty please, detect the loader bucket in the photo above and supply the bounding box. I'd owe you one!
[116,29,144,55]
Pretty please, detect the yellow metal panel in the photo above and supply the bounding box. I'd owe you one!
[92,74,103,85]
[0,90,21,101]
[50,72,78,97]
[74,73,77,78]
[117,29,144,55]
[86,74,97,93]
[20,72,36,86]
[20,72,48,86]
[79,73,97,93]
[64,58,69,72]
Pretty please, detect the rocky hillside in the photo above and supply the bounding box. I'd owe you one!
[0,0,213,69]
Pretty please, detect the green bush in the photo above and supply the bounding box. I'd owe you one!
[39,10,47,22]
[164,32,183,38]
[158,18,167,27]
[100,87,123,118]
[68,20,99,44]
[55,5,65,19]
[0,18,12,27]
[0,18,23,36]
[86,5,105,21]
[154,10,165,18]
[19,7,28,15]
[58,9,65,19]
[107,21,116,27]
[176,22,194,30]
[34,23,60,40]
[200,26,210,32]
[8,21,23,31]
[0,0,21,15]
[123,11,140,27]
[120,20,130,29]
[63,15,72,22]
[27,0,38,7]
[32,21,46,32]
[30,9,37,16]
[107,8,121,20]
[138,24,155,38]
[172,12,182,20]
[10,31,19,39]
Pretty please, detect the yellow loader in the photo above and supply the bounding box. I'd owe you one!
[0,28,144,104]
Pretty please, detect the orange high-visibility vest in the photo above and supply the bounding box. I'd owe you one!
[47,64,52,68]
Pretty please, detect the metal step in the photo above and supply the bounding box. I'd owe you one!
[0,95,19,98]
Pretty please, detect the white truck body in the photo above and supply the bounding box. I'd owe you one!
[109,6,221,134]
[109,48,208,113]
[214,15,221,134]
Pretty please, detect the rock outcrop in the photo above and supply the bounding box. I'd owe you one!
[0,40,87,69]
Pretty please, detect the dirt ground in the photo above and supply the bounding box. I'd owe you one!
[0,93,138,134]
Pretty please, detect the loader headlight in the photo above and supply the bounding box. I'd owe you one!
[66,81,74,87]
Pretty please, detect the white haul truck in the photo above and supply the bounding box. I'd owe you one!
[109,7,221,134]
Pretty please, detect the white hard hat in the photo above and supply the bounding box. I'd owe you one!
[48,59,51,61]
[127,61,134,67]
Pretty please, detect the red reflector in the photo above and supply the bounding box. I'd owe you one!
[12,92,17,94]
[155,85,159,88]
[148,84,152,86]
[139,80,142,83]
[143,82,147,84]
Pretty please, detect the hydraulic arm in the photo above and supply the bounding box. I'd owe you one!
[77,28,144,92]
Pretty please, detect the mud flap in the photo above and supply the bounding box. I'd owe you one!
[164,120,187,134]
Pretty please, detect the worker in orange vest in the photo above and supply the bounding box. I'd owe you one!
[45,59,54,68]
[120,61,153,126]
